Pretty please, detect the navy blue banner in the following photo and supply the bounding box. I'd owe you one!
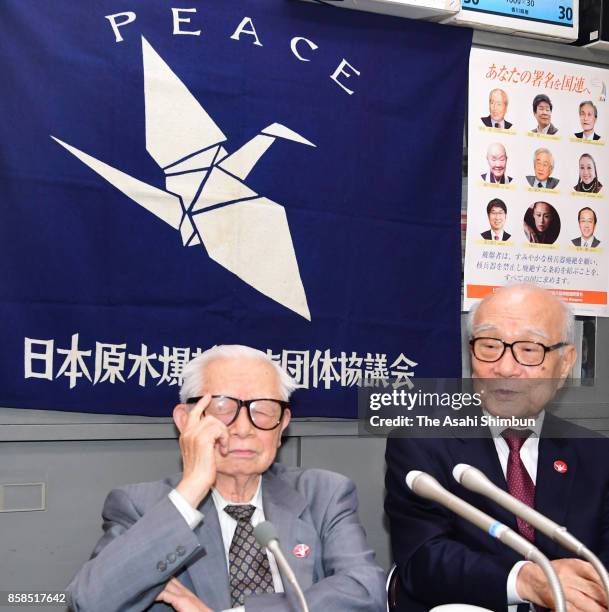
[0,1,471,417]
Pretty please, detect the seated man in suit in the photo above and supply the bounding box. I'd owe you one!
[481,89,512,130]
[526,148,559,189]
[386,284,609,612]
[574,101,602,141]
[572,206,601,248]
[481,143,512,184]
[68,345,385,612]
[481,198,511,241]
[530,94,558,135]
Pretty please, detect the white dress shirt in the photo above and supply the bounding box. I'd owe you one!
[580,235,597,248]
[168,479,284,612]
[487,411,545,611]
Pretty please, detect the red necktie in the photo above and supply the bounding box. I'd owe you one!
[502,429,535,542]
[494,235,498,240]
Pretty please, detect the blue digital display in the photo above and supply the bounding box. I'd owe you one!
[461,0,574,27]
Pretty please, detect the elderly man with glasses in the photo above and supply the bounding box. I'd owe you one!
[68,345,385,612]
[385,284,609,612]
[526,148,559,190]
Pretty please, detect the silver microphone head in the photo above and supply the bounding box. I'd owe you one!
[405,470,424,490]
[453,463,472,484]
[253,520,279,548]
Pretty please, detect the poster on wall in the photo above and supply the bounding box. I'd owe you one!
[0,1,471,417]
[464,47,609,316]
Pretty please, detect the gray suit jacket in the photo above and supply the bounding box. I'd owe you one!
[531,123,558,135]
[526,175,559,189]
[68,464,385,612]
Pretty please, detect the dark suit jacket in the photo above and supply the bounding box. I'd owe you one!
[574,131,601,141]
[572,236,600,248]
[385,414,609,611]
[481,172,512,184]
[526,175,559,189]
[68,464,385,612]
[481,115,513,129]
[481,229,510,241]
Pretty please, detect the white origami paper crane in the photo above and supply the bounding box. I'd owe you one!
[52,37,314,320]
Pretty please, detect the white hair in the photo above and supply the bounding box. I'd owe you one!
[179,344,297,403]
[489,88,508,105]
[534,147,554,170]
[467,284,575,347]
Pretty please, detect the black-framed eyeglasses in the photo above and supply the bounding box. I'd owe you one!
[470,337,568,367]
[185,395,289,430]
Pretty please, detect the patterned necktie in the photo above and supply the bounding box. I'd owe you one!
[224,504,275,606]
[502,429,536,542]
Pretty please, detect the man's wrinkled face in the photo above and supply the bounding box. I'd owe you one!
[199,358,290,479]
[488,206,506,232]
[471,288,575,418]
[534,152,552,182]
[487,144,507,179]
[580,104,596,134]
[534,102,552,129]
[489,91,507,123]
[579,210,596,240]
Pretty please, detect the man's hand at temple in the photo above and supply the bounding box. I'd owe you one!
[174,395,230,508]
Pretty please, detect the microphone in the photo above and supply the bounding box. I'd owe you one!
[406,470,566,612]
[253,521,309,612]
[453,463,609,604]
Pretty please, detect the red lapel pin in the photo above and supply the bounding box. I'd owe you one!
[554,460,568,474]
[293,544,310,558]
